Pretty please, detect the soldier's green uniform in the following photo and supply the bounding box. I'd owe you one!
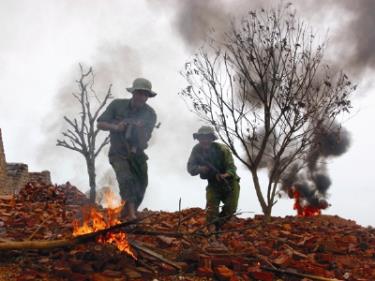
[187,139,240,227]
[98,98,157,208]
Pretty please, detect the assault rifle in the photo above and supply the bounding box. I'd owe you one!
[196,156,233,192]
[121,118,140,141]
[120,118,143,153]
[120,118,160,153]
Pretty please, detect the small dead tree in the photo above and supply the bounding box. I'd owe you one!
[180,5,356,217]
[57,65,112,203]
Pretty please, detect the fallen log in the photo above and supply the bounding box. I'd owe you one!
[0,217,142,251]
[261,265,343,281]
[0,238,76,251]
[130,229,185,237]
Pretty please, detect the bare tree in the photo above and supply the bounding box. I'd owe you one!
[180,5,356,217]
[57,65,113,203]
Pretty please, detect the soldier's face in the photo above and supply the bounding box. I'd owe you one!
[132,91,149,108]
[198,136,213,149]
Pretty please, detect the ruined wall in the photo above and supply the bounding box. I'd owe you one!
[0,129,8,191]
[0,128,52,195]
[28,171,51,185]
[6,163,29,195]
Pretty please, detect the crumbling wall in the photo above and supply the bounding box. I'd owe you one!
[0,129,8,191]
[28,171,51,185]
[0,128,52,195]
[6,163,29,194]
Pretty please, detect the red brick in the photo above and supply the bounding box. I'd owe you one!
[197,266,214,277]
[249,271,274,281]
[214,265,235,280]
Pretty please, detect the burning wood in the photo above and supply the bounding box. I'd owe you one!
[72,199,136,259]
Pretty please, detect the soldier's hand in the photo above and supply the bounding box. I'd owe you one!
[113,122,127,132]
[216,173,230,181]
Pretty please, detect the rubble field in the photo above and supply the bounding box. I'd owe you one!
[0,182,374,281]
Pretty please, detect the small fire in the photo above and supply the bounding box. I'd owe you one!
[72,188,136,259]
[100,186,122,209]
[293,190,323,217]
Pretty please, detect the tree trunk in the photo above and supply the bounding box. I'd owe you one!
[86,158,96,204]
[250,169,272,217]
[263,204,273,218]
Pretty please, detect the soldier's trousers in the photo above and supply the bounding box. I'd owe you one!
[109,154,148,209]
[206,179,240,227]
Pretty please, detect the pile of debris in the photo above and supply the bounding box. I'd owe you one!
[0,182,375,281]
[17,181,90,205]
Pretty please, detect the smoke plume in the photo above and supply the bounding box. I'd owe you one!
[150,0,375,79]
[148,0,266,49]
[281,122,351,207]
[299,0,375,78]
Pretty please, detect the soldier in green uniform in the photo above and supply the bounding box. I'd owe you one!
[97,78,157,220]
[187,126,240,233]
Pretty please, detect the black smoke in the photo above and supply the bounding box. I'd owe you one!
[150,0,375,78]
[281,122,351,207]
[147,0,266,49]
[324,0,375,76]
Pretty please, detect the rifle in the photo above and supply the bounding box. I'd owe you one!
[120,118,160,153]
[196,155,233,192]
[120,118,142,153]
[121,118,140,140]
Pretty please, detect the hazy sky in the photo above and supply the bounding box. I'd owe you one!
[0,0,374,227]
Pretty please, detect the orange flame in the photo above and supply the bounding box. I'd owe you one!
[101,186,122,209]
[73,188,136,259]
[293,191,321,217]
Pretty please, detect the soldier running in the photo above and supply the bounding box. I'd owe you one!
[187,126,240,233]
[97,78,157,220]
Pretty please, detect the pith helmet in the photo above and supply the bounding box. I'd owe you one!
[126,78,157,97]
[193,126,218,140]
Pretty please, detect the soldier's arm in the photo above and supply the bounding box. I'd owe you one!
[187,147,200,176]
[97,121,125,132]
[97,100,125,132]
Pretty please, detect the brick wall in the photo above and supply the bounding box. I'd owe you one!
[0,128,52,195]
[6,163,29,195]
[0,129,8,192]
[28,170,51,185]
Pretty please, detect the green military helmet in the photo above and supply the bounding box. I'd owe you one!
[126,78,157,97]
[193,125,218,140]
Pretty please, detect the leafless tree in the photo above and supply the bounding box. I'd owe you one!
[57,65,112,203]
[180,5,356,217]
